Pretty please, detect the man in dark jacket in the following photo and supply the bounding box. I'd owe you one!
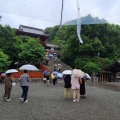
[63,75,71,100]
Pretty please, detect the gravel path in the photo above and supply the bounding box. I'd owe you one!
[0,81,120,120]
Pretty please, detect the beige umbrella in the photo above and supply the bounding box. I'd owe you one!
[72,69,85,78]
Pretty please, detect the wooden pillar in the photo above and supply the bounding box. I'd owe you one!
[102,73,104,82]
[106,73,108,82]
[99,73,101,82]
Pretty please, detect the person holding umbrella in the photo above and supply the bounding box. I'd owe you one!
[3,69,18,101]
[80,74,88,98]
[71,75,80,102]
[71,69,85,102]
[57,73,63,84]
[63,74,71,100]
[79,73,90,98]
[1,72,5,83]
[19,70,30,103]
[3,73,12,101]
[43,70,48,84]
[45,71,50,86]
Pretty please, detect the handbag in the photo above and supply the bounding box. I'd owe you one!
[12,82,16,86]
[43,78,47,81]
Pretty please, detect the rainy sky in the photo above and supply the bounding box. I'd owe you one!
[0,0,120,29]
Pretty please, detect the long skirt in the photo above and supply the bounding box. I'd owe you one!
[80,79,85,95]
[3,85,12,99]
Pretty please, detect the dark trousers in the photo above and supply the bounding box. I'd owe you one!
[21,86,29,102]
[53,79,56,85]
[80,79,85,95]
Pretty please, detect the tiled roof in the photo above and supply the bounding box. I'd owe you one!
[18,25,48,36]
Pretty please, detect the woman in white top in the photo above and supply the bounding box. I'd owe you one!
[71,75,81,102]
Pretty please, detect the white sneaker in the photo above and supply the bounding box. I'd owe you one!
[6,99,11,102]
[24,100,28,103]
[76,99,79,102]
[20,98,23,102]
[73,100,76,102]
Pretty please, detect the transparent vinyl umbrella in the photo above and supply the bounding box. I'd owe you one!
[62,70,72,75]
[5,69,18,74]
[19,64,39,71]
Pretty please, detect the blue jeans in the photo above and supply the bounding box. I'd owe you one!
[21,86,29,102]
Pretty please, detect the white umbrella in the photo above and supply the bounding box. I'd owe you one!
[5,69,18,74]
[19,64,39,71]
[86,73,91,79]
[62,70,72,75]
[52,71,59,75]
[58,64,62,66]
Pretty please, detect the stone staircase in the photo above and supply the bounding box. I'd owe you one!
[44,58,73,73]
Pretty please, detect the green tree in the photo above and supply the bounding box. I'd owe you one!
[83,62,100,75]
[18,38,45,62]
[0,50,11,71]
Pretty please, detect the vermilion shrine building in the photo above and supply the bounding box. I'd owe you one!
[16,25,50,49]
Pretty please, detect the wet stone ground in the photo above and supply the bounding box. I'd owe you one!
[0,81,120,120]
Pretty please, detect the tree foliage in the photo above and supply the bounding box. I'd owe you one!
[45,23,120,75]
[18,38,45,62]
[0,25,46,70]
[0,50,11,71]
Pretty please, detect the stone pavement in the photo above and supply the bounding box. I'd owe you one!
[0,81,120,120]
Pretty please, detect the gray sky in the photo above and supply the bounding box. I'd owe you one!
[0,0,120,29]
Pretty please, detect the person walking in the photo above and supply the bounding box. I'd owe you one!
[71,75,81,102]
[19,70,30,103]
[3,73,12,101]
[63,75,71,100]
[43,70,48,84]
[80,75,87,98]
[1,72,5,83]
[52,73,57,86]
[45,72,50,86]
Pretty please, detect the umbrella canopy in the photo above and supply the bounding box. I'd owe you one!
[72,69,85,78]
[62,70,72,75]
[5,69,18,74]
[43,70,48,75]
[45,71,50,76]
[57,73,63,78]
[86,73,91,79]
[49,54,54,57]
[19,64,39,71]
[52,71,59,75]
[58,64,62,66]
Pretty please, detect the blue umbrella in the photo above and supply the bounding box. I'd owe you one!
[57,73,63,78]
[52,71,58,75]
[49,54,54,57]
[43,70,48,75]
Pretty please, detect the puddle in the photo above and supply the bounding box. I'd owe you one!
[87,81,120,92]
